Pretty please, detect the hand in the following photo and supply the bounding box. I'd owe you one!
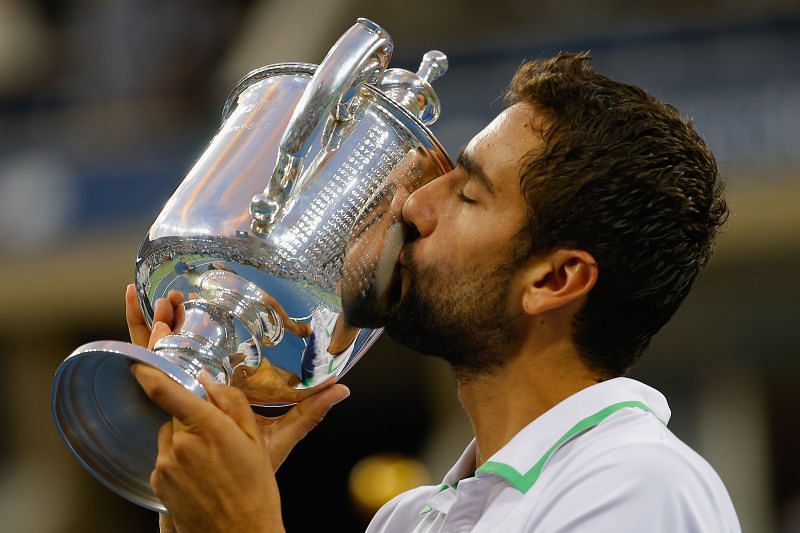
[133,357,283,533]
[126,284,185,347]
[126,283,312,345]
[126,285,322,405]
[132,323,350,532]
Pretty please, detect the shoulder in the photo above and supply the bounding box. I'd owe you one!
[569,407,726,489]
[365,484,439,533]
[527,408,741,532]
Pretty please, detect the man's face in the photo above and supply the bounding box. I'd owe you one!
[340,148,440,326]
[384,103,541,376]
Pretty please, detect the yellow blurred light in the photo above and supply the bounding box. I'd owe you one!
[349,453,431,517]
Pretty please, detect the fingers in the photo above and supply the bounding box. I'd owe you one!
[153,298,175,330]
[148,321,172,350]
[127,285,187,346]
[167,290,185,330]
[265,384,350,462]
[198,372,260,442]
[131,363,215,428]
[157,419,174,455]
[152,421,175,504]
[126,284,151,347]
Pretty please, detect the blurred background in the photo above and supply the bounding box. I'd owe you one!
[0,0,798,531]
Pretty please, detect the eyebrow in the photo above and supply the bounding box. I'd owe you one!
[456,148,495,195]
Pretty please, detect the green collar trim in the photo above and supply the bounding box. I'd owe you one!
[476,400,660,494]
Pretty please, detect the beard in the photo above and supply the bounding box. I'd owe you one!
[383,244,524,381]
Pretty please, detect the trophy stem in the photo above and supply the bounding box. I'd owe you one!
[151,270,285,385]
[151,298,237,384]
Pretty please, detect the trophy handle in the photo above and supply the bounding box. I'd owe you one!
[249,18,393,233]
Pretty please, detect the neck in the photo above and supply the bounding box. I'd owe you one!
[457,338,603,469]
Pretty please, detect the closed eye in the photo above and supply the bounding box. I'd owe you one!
[458,189,477,204]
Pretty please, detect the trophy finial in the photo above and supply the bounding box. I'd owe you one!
[417,50,448,84]
[378,50,448,126]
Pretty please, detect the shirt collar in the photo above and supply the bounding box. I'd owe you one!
[441,439,478,489]
[443,377,670,494]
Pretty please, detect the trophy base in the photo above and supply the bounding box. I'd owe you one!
[51,340,206,512]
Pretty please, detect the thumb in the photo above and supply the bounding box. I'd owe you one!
[266,384,350,465]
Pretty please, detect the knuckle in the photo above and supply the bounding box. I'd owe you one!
[154,455,172,476]
[151,458,172,495]
[170,432,192,461]
[150,470,161,495]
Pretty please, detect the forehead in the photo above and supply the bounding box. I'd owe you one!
[463,103,543,191]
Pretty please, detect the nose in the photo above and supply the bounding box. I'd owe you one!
[400,177,440,238]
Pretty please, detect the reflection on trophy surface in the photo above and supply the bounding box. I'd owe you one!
[189,148,440,403]
[50,18,452,511]
[341,148,440,328]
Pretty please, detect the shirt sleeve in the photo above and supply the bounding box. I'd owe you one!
[365,493,404,533]
[522,442,742,533]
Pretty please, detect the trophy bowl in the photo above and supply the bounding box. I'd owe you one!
[51,18,452,511]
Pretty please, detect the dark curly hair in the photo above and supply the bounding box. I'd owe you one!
[506,52,728,376]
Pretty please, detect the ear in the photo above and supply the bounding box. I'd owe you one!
[521,249,598,316]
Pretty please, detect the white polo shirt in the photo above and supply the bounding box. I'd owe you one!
[366,377,741,533]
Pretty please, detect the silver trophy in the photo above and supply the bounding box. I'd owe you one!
[51,18,452,511]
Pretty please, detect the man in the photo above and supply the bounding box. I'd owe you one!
[130,52,740,531]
